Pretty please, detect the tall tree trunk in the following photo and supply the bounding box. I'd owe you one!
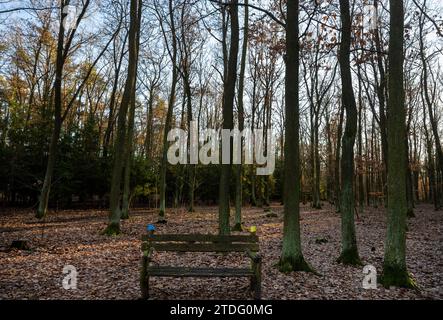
[374,0,388,204]
[364,107,370,206]
[36,116,61,218]
[36,2,69,219]
[121,0,142,219]
[104,0,140,234]
[337,0,361,265]
[121,89,136,220]
[184,66,195,214]
[325,112,334,203]
[357,70,364,212]
[264,86,272,208]
[233,0,248,231]
[218,0,239,235]
[144,88,155,158]
[419,11,443,209]
[249,62,258,206]
[36,0,92,218]
[334,100,344,211]
[158,0,179,223]
[412,133,420,202]
[423,100,438,210]
[405,138,415,217]
[278,0,313,273]
[381,0,415,288]
[103,34,128,158]
[309,111,316,206]
[178,2,196,213]
[121,0,142,220]
[313,117,321,209]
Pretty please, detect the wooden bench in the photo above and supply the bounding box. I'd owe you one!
[140,233,261,299]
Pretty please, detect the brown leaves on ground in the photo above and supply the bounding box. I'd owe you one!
[0,203,441,300]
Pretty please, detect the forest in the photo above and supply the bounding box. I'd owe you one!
[0,0,442,301]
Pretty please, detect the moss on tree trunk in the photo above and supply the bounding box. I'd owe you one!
[102,222,121,236]
[379,264,417,289]
[278,256,314,274]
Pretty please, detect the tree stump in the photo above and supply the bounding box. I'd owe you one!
[10,240,31,251]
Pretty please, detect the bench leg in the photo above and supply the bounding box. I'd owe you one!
[250,275,261,299]
[250,276,256,292]
[146,276,150,299]
[140,255,149,299]
[253,274,261,300]
[250,258,262,300]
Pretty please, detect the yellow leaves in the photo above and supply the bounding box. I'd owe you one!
[154,97,168,120]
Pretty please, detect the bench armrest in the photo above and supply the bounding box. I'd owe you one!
[246,249,261,263]
[147,247,153,262]
[142,242,154,263]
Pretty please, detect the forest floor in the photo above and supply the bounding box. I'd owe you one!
[0,203,441,300]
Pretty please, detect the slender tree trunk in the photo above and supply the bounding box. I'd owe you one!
[158,0,179,222]
[178,3,196,213]
[233,0,248,231]
[218,0,239,235]
[36,117,61,218]
[309,112,316,206]
[405,138,415,217]
[121,0,142,220]
[335,101,344,211]
[423,103,438,209]
[364,107,370,206]
[104,0,140,234]
[374,0,388,203]
[357,71,364,212]
[337,0,361,265]
[144,88,155,158]
[278,0,313,273]
[313,117,321,208]
[412,133,420,202]
[264,88,272,208]
[325,113,334,203]
[103,34,127,158]
[36,2,68,219]
[381,0,415,288]
[184,69,195,213]
[419,12,443,208]
[36,0,93,218]
[250,63,258,206]
[121,92,135,220]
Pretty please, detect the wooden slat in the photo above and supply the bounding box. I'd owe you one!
[147,266,253,277]
[151,242,259,252]
[142,233,258,243]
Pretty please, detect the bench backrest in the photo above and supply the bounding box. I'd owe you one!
[141,233,259,252]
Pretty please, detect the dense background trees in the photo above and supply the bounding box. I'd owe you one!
[0,0,442,287]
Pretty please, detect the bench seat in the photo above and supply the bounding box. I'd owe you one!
[147,266,254,277]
